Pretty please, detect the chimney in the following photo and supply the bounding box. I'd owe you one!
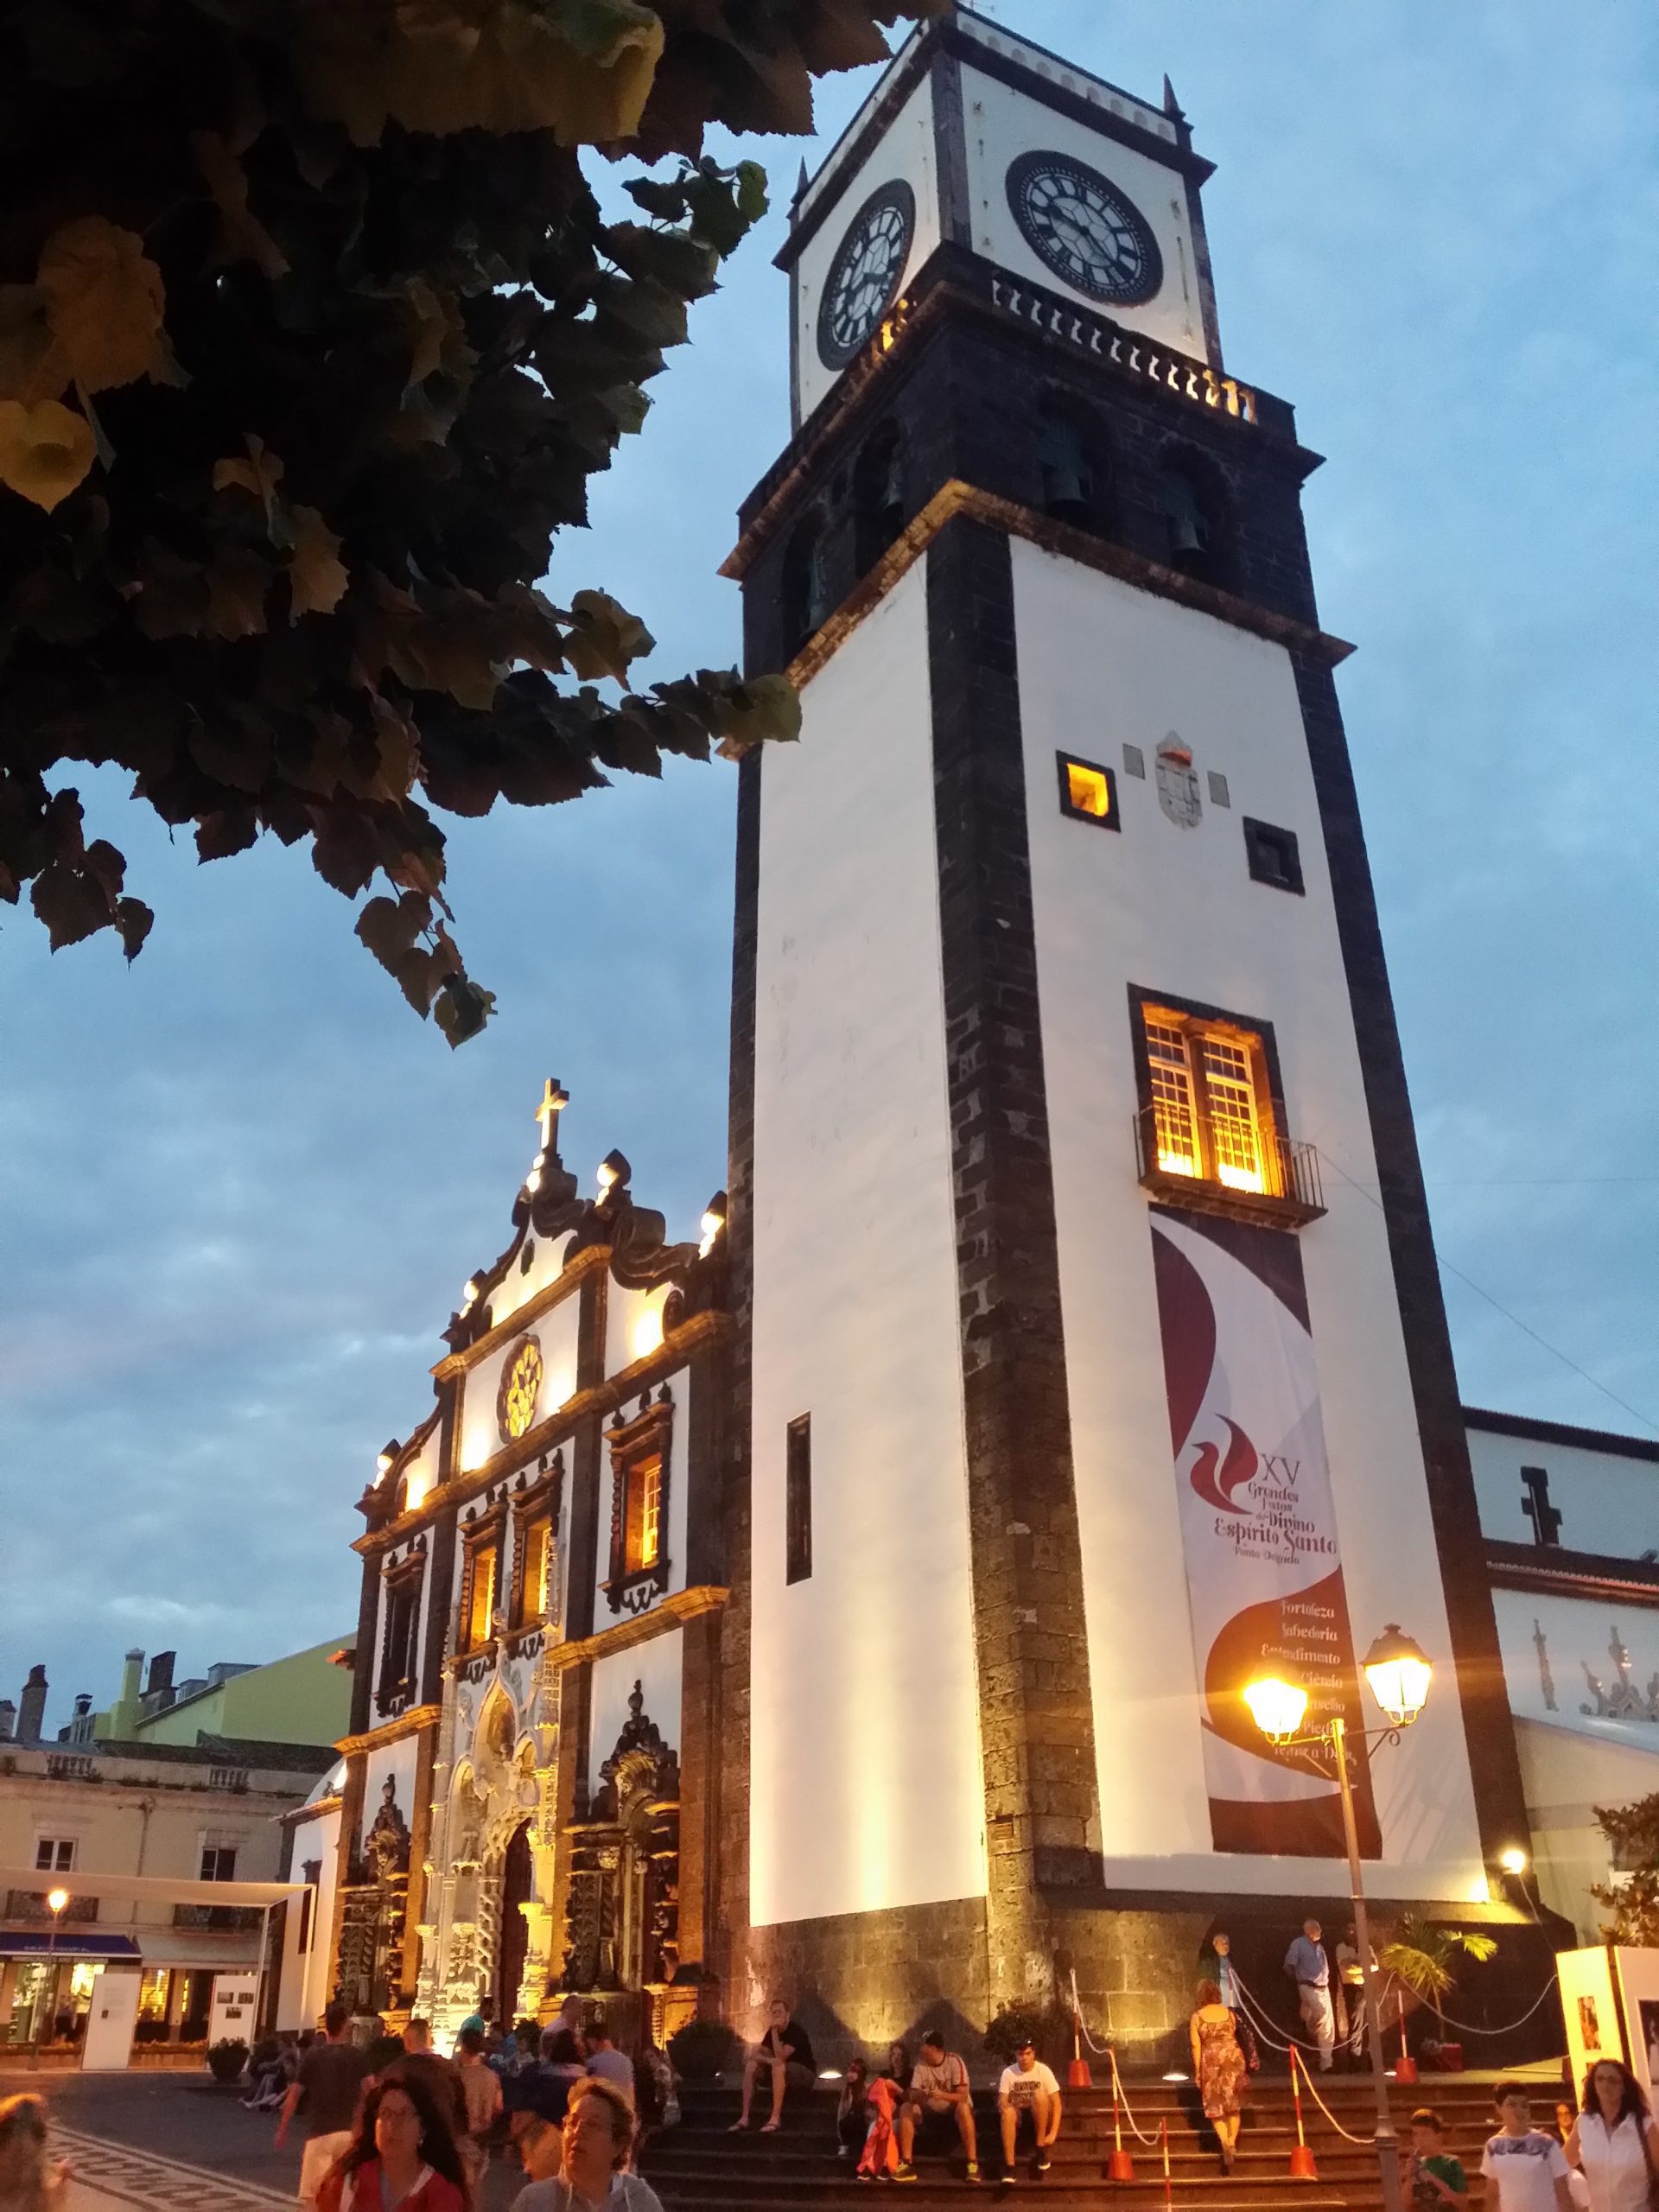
[73,1694,92,1719]
[120,1649,144,1703]
[143,1650,175,1710]
[17,1665,48,1745]
[0,1700,15,1742]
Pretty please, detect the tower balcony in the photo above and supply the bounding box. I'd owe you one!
[1132,1106,1326,1229]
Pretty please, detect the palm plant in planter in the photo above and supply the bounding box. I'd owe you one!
[1378,1917,1497,2058]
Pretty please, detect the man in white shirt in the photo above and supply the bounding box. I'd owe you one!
[996,2038,1062,2182]
[1480,2082,1573,2212]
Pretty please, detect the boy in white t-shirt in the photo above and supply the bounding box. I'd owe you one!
[1480,2082,1574,2212]
[996,2038,1063,2183]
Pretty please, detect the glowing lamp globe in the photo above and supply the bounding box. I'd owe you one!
[46,1887,69,1915]
[1499,1846,1529,1877]
[1362,1624,1432,1728]
[1243,1674,1308,1744]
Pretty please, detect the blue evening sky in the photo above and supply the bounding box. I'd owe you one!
[3,3,1656,1730]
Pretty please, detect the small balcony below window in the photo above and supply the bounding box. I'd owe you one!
[1133,1104,1325,1228]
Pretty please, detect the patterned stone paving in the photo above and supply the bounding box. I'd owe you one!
[55,2127,295,2212]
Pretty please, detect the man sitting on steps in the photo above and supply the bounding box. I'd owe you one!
[997,2037,1062,2182]
[895,2029,980,2185]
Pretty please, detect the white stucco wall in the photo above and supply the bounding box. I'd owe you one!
[588,1632,683,1802]
[1468,1422,1659,1556]
[748,557,987,1929]
[795,70,938,427]
[361,1736,421,1850]
[1012,538,1486,1900]
[605,1282,671,1382]
[959,63,1206,364]
[277,1798,341,2031]
[590,1363,690,1624]
[491,1229,575,1334]
[457,1294,582,1476]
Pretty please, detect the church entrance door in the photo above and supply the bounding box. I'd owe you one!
[499,1821,531,2022]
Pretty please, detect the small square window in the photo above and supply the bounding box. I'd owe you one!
[1207,771,1231,809]
[1057,752,1118,830]
[1122,742,1147,780]
[1243,817,1304,895]
[35,1838,74,1873]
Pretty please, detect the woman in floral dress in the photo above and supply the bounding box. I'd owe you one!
[1190,1979,1248,2173]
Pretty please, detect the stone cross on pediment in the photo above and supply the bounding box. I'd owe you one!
[535,1078,569,1154]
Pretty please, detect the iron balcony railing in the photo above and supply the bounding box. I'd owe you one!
[1132,1106,1326,1227]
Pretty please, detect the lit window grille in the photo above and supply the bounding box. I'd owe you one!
[467,1541,498,1648]
[1199,1033,1264,1192]
[626,1456,663,1575]
[1141,1007,1273,1195]
[1146,1019,1200,1176]
[521,1517,550,1621]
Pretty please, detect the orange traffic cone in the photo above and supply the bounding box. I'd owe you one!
[1395,1999,1418,2084]
[1107,2053,1135,2182]
[1288,2050,1319,2181]
[1068,2005,1093,2089]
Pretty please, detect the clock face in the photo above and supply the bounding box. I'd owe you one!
[1006,151,1163,308]
[498,1337,543,1443]
[817,181,915,369]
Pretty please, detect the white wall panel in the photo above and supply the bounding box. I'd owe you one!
[457,1293,581,1476]
[588,1631,683,1800]
[749,558,986,1928]
[1469,1425,1659,1557]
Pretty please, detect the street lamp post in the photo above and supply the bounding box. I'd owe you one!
[38,1886,70,2061]
[1243,1624,1433,2212]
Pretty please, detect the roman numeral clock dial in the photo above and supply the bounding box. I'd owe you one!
[817,181,916,369]
[1007,150,1163,308]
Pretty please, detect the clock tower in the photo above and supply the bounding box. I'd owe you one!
[718,8,1532,2045]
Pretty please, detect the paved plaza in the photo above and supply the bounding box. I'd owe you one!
[0,2069,524,2212]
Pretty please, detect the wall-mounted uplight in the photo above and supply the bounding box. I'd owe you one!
[699,1193,728,1258]
[376,1440,399,1477]
[461,1278,480,1309]
[1499,1846,1529,1877]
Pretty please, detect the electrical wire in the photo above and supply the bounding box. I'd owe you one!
[1317,1146,1659,1438]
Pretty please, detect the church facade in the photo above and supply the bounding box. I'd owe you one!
[321,1085,731,2047]
[315,8,1561,2059]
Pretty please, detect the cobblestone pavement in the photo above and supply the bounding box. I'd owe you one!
[0,2069,524,2211]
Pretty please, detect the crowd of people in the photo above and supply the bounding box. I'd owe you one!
[268,1997,674,2211]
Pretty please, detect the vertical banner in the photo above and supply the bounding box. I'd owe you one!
[1150,1206,1379,1857]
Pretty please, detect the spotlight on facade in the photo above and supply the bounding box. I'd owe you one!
[1361,1624,1433,1729]
[377,1440,399,1476]
[1499,1846,1529,1876]
[1242,1672,1308,1745]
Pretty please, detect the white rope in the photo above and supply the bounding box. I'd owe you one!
[1065,1971,1156,2146]
[1291,2050,1373,2147]
[1109,2048,1160,2148]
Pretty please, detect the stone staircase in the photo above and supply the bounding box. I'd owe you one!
[641,2072,1545,2209]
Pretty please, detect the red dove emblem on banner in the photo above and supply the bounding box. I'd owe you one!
[1188,1418,1257,1515]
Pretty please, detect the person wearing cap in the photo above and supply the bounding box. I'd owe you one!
[996,2038,1062,2181]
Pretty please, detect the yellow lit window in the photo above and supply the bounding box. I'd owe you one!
[467,1541,498,1648]
[520,1516,550,1623]
[625,1456,662,1575]
[1141,1007,1274,1197]
[1057,752,1118,830]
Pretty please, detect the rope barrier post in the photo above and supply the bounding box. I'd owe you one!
[1288,2048,1319,2181]
[1069,1998,1093,2089]
[1107,2051,1135,2183]
[1160,2116,1172,2212]
[1394,1986,1418,2086]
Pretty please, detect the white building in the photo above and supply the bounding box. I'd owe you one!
[1467,1408,1659,1942]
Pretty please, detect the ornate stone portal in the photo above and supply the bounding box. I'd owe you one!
[561,1681,689,2044]
[339,1776,411,2015]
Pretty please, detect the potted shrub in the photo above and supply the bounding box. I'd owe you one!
[207,2037,249,2085]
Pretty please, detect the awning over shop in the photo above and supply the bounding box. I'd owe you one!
[0,1930,142,1961]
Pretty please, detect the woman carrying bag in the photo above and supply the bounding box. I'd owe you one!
[1565,2060,1659,2212]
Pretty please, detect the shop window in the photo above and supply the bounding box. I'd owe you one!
[1131,993,1324,1224]
[1243,817,1305,895]
[785,1415,812,1586]
[1057,752,1118,830]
